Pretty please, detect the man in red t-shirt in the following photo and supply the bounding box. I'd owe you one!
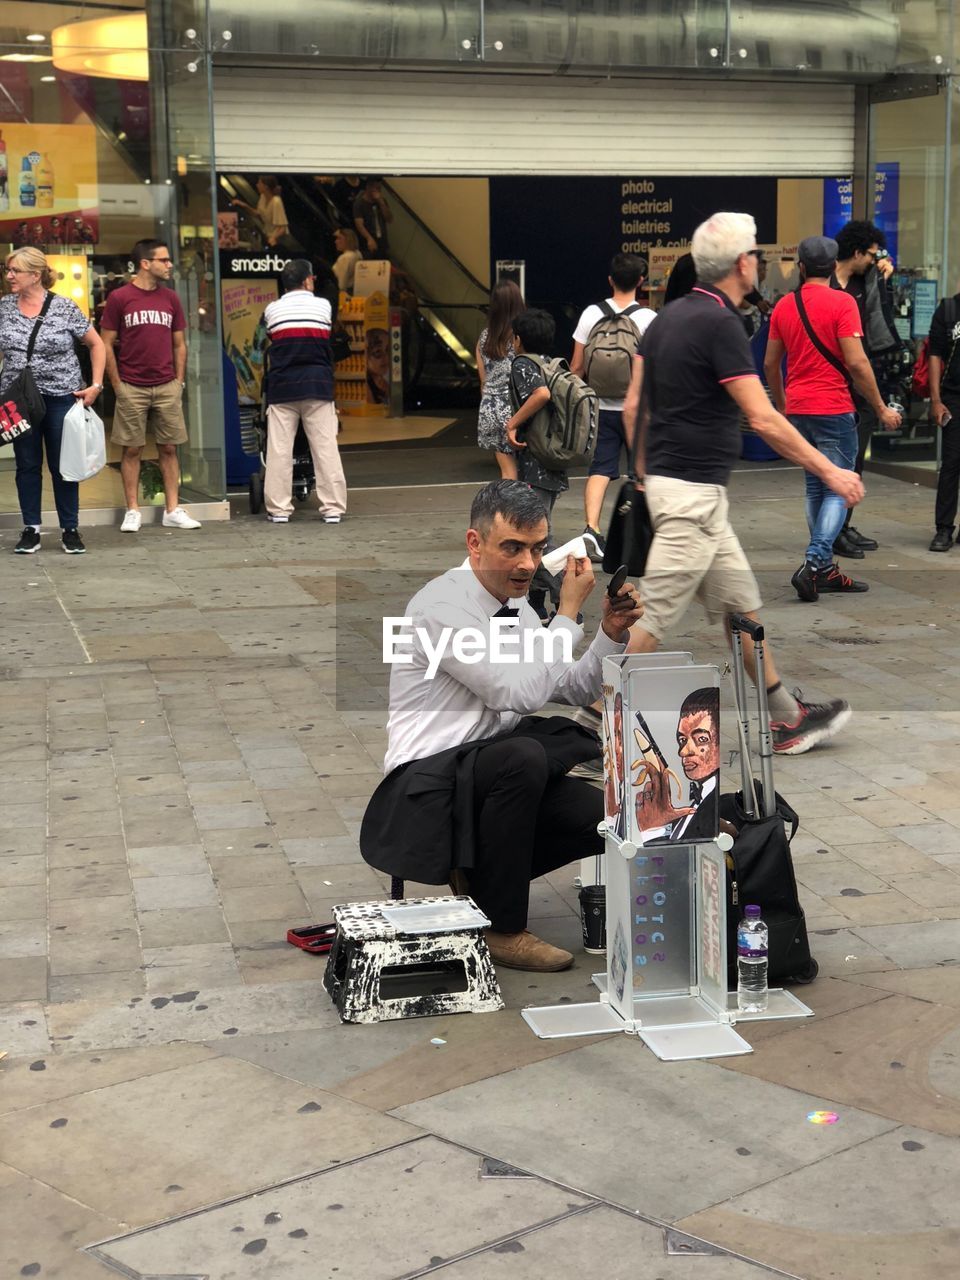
[101,239,201,532]
[765,236,899,601]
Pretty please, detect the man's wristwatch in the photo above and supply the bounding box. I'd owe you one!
[92,382,103,389]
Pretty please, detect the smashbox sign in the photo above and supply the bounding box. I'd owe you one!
[218,250,295,280]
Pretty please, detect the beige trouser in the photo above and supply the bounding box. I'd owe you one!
[264,399,347,519]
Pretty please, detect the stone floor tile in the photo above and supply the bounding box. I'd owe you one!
[220,883,309,924]
[144,942,242,993]
[181,758,251,782]
[132,872,219,911]
[677,1126,960,1280]
[280,836,364,867]
[235,766,317,790]
[0,1163,121,1280]
[0,884,45,922]
[793,856,888,899]
[47,970,147,1005]
[227,917,314,947]
[200,829,283,857]
[0,956,47,1002]
[838,840,938,876]
[394,1036,896,1222]
[259,787,338,816]
[845,965,960,1010]
[295,862,386,901]
[0,1004,51,1055]
[186,780,262,803]
[208,853,294,888]
[193,802,270,830]
[719,993,960,1136]
[235,944,319,985]
[48,866,133,901]
[47,810,122,839]
[0,920,47,958]
[0,831,45,858]
[116,771,189,797]
[0,1043,214,1116]
[48,896,137,932]
[45,836,129,869]
[127,844,208,877]
[49,929,141,977]
[137,907,230,949]
[0,854,44,886]
[887,869,960,908]
[800,814,890,846]
[0,803,46,830]
[822,890,937,926]
[893,822,960,855]
[853,917,960,968]
[271,808,349,839]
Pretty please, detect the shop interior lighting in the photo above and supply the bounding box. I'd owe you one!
[40,74,56,81]
[0,52,53,62]
[26,33,46,42]
[51,12,148,80]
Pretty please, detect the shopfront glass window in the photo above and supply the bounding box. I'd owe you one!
[0,1,222,519]
[867,86,947,479]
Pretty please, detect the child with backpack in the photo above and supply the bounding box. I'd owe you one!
[505,308,598,618]
[571,253,655,561]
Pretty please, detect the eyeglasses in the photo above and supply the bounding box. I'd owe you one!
[4,267,34,276]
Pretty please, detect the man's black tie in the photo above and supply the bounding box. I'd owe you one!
[492,606,520,619]
[688,780,703,806]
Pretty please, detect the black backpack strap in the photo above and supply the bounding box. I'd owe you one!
[597,300,616,319]
[793,287,853,390]
[620,303,642,318]
[25,291,55,364]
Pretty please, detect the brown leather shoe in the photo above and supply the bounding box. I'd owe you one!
[483,929,574,972]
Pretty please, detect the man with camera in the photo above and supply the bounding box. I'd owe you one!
[361,480,642,973]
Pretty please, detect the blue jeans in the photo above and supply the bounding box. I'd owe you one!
[12,393,79,529]
[789,412,857,567]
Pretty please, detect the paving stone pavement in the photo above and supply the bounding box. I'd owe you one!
[1,464,959,1279]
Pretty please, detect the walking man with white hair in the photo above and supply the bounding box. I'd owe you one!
[622,212,864,754]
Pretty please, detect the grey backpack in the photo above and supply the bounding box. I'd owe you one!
[582,301,642,399]
[510,356,599,470]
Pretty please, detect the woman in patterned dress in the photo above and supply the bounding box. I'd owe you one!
[476,280,525,480]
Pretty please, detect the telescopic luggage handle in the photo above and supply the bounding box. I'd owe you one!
[727,614,776,819]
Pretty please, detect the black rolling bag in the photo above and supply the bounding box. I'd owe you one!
[722,615,818,987]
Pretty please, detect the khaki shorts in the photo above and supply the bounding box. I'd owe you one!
[639,474,762,640]
[111,379,188,447]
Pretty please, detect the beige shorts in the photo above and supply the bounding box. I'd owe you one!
[639,474,762,640]
[111,379,188,447]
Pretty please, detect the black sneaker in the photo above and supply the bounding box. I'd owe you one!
[61,528,86,555]
[832,529,865,559]
[14,527,40,554]
[846,526,878,550]
[582,525,606,562]
[790,561,819,603]
[772,695,852,755]
[817,562,868,593]
[930,527,954,553]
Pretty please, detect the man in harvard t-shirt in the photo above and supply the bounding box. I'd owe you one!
[765,236,900,602]
[101,239,201,531]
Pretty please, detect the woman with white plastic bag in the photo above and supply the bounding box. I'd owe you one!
[0,247,105,555]
[60,401,107,484]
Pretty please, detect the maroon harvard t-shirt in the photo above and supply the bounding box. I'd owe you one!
[101,282,186,386]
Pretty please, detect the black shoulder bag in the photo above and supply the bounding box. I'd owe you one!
[1,292,54,447]
[602,376,654,577]
[793,287,853,392]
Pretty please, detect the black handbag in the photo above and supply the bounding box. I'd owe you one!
[1,292,54,446]
[602,380,653,576]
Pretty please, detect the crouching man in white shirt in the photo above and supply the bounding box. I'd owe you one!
[360,480,643,973]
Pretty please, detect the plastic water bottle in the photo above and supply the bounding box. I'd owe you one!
[737,905,768,1013]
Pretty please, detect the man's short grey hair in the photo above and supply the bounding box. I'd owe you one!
[691,212,757,285]
[470,480,549,536]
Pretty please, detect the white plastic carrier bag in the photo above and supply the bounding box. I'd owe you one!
[60,401,107,482]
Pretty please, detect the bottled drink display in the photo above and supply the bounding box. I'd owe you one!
[737,904,768,1013]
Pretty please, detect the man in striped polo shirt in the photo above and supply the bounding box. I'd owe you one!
[262,259,347,524]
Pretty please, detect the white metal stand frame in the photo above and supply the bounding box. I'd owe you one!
[522,651,813,1060]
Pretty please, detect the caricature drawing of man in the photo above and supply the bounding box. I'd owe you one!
[635,687,720,843]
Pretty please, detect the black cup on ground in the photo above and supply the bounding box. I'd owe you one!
[579,883,606,954]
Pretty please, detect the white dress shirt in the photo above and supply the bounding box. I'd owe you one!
[383,562,626,774]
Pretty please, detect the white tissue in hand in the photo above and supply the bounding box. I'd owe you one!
[541,536,588,576]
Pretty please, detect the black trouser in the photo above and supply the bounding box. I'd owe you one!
[841,404,876,531]
[462,737,602,933]
[935,394,960,530]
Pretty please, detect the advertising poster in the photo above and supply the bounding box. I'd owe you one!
[221,279,277,404]
[364,289,391,408]
[822,164,899,262]
[217,211,239,250]
[0,123,99,247]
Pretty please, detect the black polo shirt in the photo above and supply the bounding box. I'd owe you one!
[640,284,758,486]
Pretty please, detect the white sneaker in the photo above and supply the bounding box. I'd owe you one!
[322,514,342,524]
[120,509,142,533]
[266,513,289,523]
[162,507,201,530]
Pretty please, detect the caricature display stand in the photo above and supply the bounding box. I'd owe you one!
[522,653,812,1060]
